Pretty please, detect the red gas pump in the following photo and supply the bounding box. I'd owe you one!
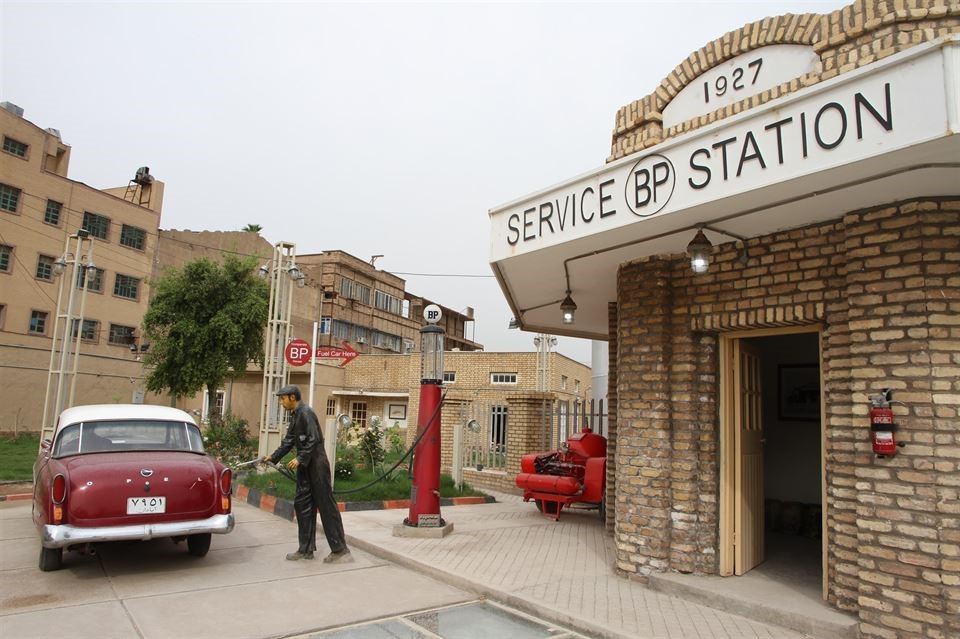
[869,389,897,457]
[404,305,445,528]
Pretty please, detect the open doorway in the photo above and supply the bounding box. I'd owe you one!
[719,327,824,598]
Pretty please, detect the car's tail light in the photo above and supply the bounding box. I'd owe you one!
[52,474,67,524]
[219,468,232,495]
[52,474,67,504]
[219,468,232,511]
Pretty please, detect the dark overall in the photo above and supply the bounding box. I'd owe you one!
[269,402,347,555]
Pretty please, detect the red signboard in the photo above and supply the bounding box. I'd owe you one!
[284,339,312,367]
[317,341,359,368]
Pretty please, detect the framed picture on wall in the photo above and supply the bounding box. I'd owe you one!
[387,404,407,420]
[778,364,820,421]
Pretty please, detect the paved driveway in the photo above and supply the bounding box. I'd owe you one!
[0,500,475,639]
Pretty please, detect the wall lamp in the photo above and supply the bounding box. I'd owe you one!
[507,317,520,330]
[560,291,577,325]
[686,225,749,274]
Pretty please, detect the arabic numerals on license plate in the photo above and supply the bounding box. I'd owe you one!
[127,496,166,514]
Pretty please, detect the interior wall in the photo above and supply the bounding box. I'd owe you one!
[753,333,822,505]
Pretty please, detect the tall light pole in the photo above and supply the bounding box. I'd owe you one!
[533,333,557,392]
[257,241,304,458]
[41,229,96,443]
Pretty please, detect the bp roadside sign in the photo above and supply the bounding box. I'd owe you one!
[284,339,312,366]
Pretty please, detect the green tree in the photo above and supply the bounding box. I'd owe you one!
[142,255,269,419]
[242,224,262,233]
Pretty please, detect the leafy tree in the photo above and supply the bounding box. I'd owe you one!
[242,224,262,233]
[142,255,269,419]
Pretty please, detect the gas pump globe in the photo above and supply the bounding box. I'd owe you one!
[404,304,448,530]
[420,325,444,383]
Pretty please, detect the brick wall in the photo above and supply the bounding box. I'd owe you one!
[608,0,960,162]
[614,198,959,638]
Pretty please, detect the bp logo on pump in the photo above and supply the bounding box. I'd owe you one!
[625,153,675,217]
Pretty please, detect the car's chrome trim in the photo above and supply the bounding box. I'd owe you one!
[41,513,235,548]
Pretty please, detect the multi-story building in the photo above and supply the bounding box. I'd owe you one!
[0,103,164,433]
[153,233,482,428]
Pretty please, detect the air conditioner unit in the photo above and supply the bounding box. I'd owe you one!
[357,337,366,344]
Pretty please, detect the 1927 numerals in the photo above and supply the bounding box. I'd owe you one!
[703,58,763,103]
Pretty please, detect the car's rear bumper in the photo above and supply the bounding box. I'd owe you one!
[41,513,235,548]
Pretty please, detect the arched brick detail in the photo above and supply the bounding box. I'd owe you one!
[608,0,960,162]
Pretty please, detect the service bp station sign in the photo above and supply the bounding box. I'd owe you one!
[489,39,955,262]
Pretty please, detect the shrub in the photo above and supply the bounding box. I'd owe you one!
[386,424,405,455]
[204,413,258,467]
[358,418,386,468]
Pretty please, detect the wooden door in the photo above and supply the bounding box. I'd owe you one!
[735,340,764,575]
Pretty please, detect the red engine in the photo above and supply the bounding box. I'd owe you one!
[515,428,607,520]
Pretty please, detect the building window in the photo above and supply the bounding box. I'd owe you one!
[340,278,370,304]
[574,379,581,393]
[403,338,415,354]
[0,183,21,213]
[561,375,568,390]
[29,310,48,335]
[0,304,5,329]
[374,290,402,315]
[77,266,104,293]
[319,317,331,334]
[351,401,368,428]
[442,371,456,383]
[372,330,401,352]
[108,324,136,345]
[44,200,62,225]
[0,245,12,273]
[326,398,336,416]
[490,405,508,451]
[201,389,226,423]
[82,211,110,240]
[36,254,55,281]
[491,372,518,384]
[71,318,99,342]
[113,274,140,300]
[119,224,146,250]
[354,326,369,344]
[332,320,351,340]
[2,136,28,158]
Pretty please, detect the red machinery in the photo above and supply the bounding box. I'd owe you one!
[515,428,607,521]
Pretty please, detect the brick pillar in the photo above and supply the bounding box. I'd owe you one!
[606,301,618,534]
[615,257,674,576]
[506,392,555,479]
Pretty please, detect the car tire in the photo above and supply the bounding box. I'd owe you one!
[187,533,212,557]
[39,547,63,572]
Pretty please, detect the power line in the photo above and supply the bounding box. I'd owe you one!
[0,229,59,306]
[12,186,497,279]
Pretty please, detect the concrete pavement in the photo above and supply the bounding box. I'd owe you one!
[340,491,821,639]
[3,488,845,638]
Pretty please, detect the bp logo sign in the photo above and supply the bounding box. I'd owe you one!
[625,153,675,217]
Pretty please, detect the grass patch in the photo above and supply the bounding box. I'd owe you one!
[0,434,40,482]
[241,454,486,503]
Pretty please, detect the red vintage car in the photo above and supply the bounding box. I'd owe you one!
[33,404,235,571]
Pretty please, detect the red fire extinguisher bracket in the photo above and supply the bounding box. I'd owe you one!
[869,389,902,458]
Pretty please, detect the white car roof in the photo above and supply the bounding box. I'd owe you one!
[57,404,197,433]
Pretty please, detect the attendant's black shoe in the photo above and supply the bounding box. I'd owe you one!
[323,549,353,563]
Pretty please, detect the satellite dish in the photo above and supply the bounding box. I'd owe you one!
[466,419,481,433]
[336,414,353,429]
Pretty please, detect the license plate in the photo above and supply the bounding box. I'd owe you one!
[127,496,166,514]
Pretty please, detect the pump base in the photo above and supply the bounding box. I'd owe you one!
[392,522,454,538]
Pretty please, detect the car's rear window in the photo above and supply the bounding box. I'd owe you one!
[54,420,205,456]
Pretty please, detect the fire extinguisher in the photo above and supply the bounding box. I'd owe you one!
[869,389,899,457]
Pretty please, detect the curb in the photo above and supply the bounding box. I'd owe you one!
[234,485,495,521]
[0,493,32,502]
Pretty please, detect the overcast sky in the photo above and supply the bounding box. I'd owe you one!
[2,0,849,364]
